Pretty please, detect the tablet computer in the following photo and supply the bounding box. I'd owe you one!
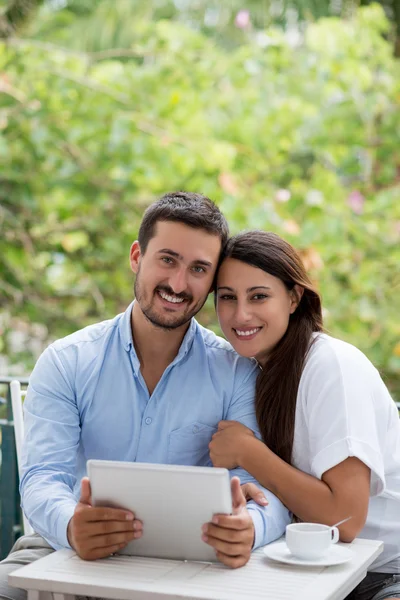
[87,460,232,562]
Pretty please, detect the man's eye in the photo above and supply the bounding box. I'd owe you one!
[161,257,173,264]
[192,266,206,273]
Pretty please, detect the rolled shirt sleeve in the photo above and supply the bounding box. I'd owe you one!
[247,491,291,549]
[300,337,387,496]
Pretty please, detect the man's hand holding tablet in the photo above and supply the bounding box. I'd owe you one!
[201,476,255,568]
[67,477,143,560]
[68,473,267,564]
[70,461,258,567]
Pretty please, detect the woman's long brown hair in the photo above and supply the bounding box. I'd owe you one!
[220,231,324,465]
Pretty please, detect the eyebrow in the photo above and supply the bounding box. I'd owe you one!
[158,249,182,259]
[157,249,213,268]
[217,286,271,292]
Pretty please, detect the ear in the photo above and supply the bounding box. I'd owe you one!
[289,285,304,314]
[129,241,142,274]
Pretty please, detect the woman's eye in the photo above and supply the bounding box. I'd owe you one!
[252,294,268,301]
[218,295,235,301]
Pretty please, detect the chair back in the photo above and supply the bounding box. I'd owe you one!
[10,380,34,536]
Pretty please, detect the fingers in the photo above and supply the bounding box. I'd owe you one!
[69,478,143,560]
[91,529,141,549]
[217,420,234,430]
[74,510,143,538]
[92,518,143,536]
[231,477,246,515]
[202,522,248,543]
[202,510,254,569]
[206,512,251,532]
[82,506,135,522]
[203,536,249,557]
[69,501,143,560]
[78,532,140,561]
[241,483,268,506]
[202,522,252,556]
[84,543,129,561]
[73,519,143,560]
[80,477,92,505]
[215,551,250,569]
[202,517,253,568]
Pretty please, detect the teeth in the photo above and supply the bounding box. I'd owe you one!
[159,291,185,304]
[235,328,261,337]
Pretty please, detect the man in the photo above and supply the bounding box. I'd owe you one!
[0,192,290,600]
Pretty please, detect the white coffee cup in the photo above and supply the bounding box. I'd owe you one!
[285,523,339,559]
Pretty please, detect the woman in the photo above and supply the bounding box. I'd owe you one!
[210,230,400,600]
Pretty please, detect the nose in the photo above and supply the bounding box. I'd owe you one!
[234,301,252,323]
[168,266,189,295]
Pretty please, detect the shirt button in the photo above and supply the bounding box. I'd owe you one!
[145,417,152,425]
[192,425,199,433]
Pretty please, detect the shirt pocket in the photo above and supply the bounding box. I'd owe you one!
[168,422,217,466]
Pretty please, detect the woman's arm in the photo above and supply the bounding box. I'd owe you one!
[209,424,370,541]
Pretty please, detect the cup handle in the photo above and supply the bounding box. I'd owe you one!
[331,526,339,544]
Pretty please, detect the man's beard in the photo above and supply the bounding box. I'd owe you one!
[134,268,205,330]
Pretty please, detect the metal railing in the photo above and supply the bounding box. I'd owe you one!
[0,376,29,559]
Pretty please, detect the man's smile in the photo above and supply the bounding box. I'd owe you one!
[158,290,185,304]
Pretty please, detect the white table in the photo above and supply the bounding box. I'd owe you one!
[9,538,383,600]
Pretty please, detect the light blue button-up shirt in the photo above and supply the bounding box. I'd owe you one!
[20,302,290,550]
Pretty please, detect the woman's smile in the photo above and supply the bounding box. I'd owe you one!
[232,326,263,340]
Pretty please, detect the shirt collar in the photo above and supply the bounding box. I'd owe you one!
[120,300,136,352]
[119,300,198,363]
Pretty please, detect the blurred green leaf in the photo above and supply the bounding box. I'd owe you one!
[0,4,399,402]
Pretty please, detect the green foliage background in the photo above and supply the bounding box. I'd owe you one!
[1,3,400,399]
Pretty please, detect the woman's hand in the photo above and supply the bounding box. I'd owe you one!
[209,420,255,469]
[240,482,268,506]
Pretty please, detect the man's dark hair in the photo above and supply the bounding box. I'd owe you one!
[138,191,229,254]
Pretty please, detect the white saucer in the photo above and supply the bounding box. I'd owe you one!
[263,541,353,567]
